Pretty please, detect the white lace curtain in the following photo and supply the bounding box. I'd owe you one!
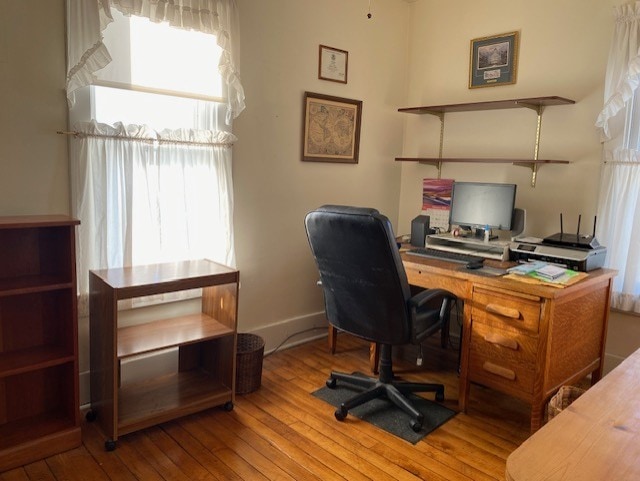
[596,1,640,313]
[66,0,245,124]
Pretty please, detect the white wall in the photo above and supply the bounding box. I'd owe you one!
[0,0,69,215]
[398,0,638,372]
[233,0,409,348]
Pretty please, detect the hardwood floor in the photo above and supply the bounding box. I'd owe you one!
[1,334,535,481]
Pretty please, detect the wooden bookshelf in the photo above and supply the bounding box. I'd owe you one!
[0,216,81,472]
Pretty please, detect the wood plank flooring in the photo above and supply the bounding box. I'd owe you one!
[1,334,536,480]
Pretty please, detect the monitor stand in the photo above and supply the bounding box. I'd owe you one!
[458,225,498,241]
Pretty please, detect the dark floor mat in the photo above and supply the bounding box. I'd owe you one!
[312,375,457,444]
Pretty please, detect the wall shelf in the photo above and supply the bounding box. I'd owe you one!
[397,96,575,187]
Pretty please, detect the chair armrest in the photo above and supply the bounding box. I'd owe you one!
[408,288,456,309]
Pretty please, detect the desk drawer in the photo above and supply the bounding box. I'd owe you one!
[404,265,468,299]
[472,286,541,334]
[469,323,537,395]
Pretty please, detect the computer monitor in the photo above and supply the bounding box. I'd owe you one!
[449,182,517,232]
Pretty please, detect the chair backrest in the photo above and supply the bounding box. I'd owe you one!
[305,205,412,345]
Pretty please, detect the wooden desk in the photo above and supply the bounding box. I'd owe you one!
[505,346,640,480]
[401,255,615,432]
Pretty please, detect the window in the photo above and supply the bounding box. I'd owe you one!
[596,3,640,313]
[68,5,237,312]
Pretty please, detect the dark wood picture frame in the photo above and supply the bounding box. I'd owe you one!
[469,31,519,88]
[302,92,362,163]
[318,45,348,84]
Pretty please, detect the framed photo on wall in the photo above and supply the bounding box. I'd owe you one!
[469,31,519,88]
[318,45,348,83]
[302,92,362,163]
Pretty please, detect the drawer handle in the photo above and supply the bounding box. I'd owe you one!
[485,303,521,320]
[483,333,519,350]
[482,361,516,380]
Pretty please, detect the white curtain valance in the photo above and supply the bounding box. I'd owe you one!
[595,1,640,141]
[66,0,245,124]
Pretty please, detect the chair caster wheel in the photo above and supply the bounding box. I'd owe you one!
[435,390,445,402]
[105,439,116,451]
[85,410,97,422]
[326,377,337,389]
[410,419,422,433]
[334,406,347,421]
[223,401,234,412]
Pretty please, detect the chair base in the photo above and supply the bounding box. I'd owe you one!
[326,370,445,433]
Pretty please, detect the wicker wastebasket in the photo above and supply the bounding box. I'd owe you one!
[235,333,265,394]
[547,385,585,421]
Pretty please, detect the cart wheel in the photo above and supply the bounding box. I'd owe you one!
[223,401,234,412]
[105,439,116,451]
[85,410,97,422]
[435,389,445,402]
[326,377,337,389]
[334,405,347,421]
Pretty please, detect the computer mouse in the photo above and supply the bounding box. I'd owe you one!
[466,262,483,270]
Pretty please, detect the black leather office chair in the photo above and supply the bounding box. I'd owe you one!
[304,205,456,432]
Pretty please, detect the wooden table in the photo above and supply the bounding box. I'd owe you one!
[400,255,615,432]
[506,346,640,480]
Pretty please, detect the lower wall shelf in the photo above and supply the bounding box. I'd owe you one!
[395,157,570,187]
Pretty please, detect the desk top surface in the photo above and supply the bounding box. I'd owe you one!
[401,252,616,300]
[505,347,640,481]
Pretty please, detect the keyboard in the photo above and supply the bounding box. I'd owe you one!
[405,247,484,266]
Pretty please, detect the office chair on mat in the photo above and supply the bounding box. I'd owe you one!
[304,205,456,432]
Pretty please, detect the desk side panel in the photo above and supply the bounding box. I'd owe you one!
[544,278,611,393]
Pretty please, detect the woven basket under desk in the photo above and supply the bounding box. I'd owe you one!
[547,385,586,421]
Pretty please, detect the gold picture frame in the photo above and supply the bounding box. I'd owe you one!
[302,92,362,163]
[469,31,519,88]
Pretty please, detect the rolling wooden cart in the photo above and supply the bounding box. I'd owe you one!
[88,259,239,450]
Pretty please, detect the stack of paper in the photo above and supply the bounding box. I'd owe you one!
[507,261,547,275]
[535,264,566,281]
[507,261,578,285]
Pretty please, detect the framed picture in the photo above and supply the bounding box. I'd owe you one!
[318,45,348,83]
[469,31,519,89]
[302,92,362,163]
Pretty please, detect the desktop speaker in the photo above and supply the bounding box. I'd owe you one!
[510,208,526,239]
[410,215,431,247]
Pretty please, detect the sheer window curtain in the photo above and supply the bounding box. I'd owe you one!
[596,1,640,313]
[70,121,237,313]
[66,0,243,313]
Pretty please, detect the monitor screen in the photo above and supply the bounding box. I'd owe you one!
[449,182,517,230]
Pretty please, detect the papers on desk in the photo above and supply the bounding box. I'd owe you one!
[506,261,580,285]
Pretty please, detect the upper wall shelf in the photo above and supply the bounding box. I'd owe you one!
[396,96,575,187]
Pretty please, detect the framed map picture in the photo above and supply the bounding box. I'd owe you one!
[302,92,362,163]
